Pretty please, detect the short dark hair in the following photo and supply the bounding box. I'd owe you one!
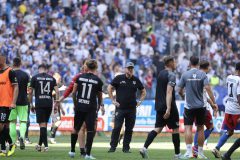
[163,56,174,65]
[190,56,199,66]
[236,62,240,71]
[13,57,21,67]
[86,59,98,70]
[199,60,210,69]
[38,64,47,70]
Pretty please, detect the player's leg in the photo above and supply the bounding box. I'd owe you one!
[195,108,207,158]
[78,122,86,157]
[122,109,136,153]
[84,111,97,158]
[0,108,14,156]
[193,110,214,156]
[16,105,28,150]
[50,112,61,144]
[109,109,125,152]
[182,108,194,158]
[169,108,181,158]
[35,107,52,152]
[222,138,240,160]
[212,114,236,158]
[25,103,31,144]
[7,107,18,156]
[8,107,18,144]
[0,124,7,157]
[69,111,85,157]
[0,108,7,156]
[140,111,165,155]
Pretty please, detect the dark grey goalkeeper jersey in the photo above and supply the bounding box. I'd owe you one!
[178,68,209,109]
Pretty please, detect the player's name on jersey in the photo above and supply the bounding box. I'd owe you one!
[79,78,98,84]
[39,95,51,99]
[78,98,90,104]
[37,77,54,81]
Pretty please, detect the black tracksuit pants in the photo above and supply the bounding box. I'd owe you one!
[110,108,136,150]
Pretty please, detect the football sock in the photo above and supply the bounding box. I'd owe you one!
[71,133,78,152]
[20,122,27,139]
[86,131,94,155]
[80,147,86,155]
[4,127,12,145]
[39,127,45,146]
[216,132,231,150]
[144,130,158,149]
[172,133,180,155]
[10,122,17,143]
[41,127,48,147]
[0,130,6,150]
[25,121,30,138]
[50,126,58,138]
[198,146,203,155]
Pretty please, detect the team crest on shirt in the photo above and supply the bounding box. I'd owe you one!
[192,74,197,79]
[133,81,136,85]
[120,81,126,84]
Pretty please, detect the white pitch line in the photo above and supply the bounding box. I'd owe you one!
[26,142,240,151]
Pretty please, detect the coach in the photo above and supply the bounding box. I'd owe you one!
[108,62,146,153]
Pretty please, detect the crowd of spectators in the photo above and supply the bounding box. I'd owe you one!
[0,0,239,99]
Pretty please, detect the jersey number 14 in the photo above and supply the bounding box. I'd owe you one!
[39,81,50,95]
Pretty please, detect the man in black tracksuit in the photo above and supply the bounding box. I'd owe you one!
[108,62,146,153]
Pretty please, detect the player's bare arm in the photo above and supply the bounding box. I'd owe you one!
[205,84,218,112]
[97,91,105,115]
[11,83,19,109]
[54,85,60,111]
[164,84,173,119]
[72,83,78,108]
[137,88,146,107]
[28,87,35,113]
[178,87,184,99]
[107,84,119,107]
[207,98,218,118]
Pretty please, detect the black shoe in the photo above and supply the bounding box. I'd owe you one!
[122,149,131,153]
[108,148,116,153]
[19,137,25,150]
[221,154,231,160]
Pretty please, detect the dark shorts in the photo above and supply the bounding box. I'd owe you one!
[36,107,52,123]
[184,107,206,126]
[155,108,179,129]
[0,107,11,123]
[74,110,97,132]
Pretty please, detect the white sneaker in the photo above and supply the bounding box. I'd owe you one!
[212,148,221,158]
[42,147,49,152]
[179,152,194,159]
[139,148,149,159]
[85,155,96,159]
[197,153,209,159]
[49,138,57,144]
[68,151,75,158]
[174,153,182,159]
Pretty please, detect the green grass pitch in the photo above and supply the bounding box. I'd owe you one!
[2,134,240,160]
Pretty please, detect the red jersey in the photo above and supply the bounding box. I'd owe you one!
[63,72,82,98]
